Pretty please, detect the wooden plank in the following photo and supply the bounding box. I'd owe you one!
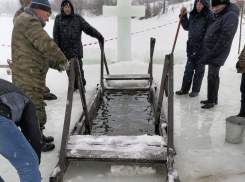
[66,150,167,163]
[74,91,101,135]
[100,42,104,96]
[56,59,76,182]
[67,135,167,147]
[66,135,167,163]
[105,86,150,91]
[104,74,150,80]
[155,56,170,125]
[148,37,156,87]
[167,54,174,153]
[99,42,110,75]
[74,58,91,133]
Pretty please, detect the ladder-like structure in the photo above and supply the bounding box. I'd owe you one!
[50,38,179,182]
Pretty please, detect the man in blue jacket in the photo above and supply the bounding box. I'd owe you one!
[0,79,42,182]
[53,0,104,91]
[200,0,239,109]
[176,0,213,97]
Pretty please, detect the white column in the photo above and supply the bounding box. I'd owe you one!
[103,0,145,61]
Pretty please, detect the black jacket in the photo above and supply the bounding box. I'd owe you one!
[181,0,214,58]
[0,79,41,163]
[201,3,239,66]
[53,0,103,60]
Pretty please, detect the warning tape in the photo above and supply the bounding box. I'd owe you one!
[1,21,178,48]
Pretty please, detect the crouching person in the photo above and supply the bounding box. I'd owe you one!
[0,79,42,182]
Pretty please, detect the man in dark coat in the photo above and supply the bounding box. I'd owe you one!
[53,0,104,90]
[200,0,239,109]
[0,78,42,181]
[176,0,214,97]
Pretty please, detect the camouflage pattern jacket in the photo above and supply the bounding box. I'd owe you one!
[13,7,24,24]
[12,7,67,92]
[237,45,245,73]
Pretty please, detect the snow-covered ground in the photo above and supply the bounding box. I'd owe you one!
[1,1,245,182]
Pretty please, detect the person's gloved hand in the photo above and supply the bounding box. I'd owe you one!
[98,36,104,44]
[236,60,243,72]
[59,60,69,72]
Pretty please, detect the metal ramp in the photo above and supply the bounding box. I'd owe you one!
[50,38,179,182]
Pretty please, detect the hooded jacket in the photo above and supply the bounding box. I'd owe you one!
[53,0,103,60]
[181,0,214,58]
[201,3,239,66]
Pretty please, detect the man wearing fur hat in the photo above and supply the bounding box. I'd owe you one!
[12,0,69,152]
[200,0,239,109]
[175,0,214,98]
[53,0,104,91]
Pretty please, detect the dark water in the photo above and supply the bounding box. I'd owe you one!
[91,90,155,136]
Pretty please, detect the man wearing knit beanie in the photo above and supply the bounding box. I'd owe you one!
[200,0,239,109]
[30,0,52,14]
[12,0,69,152]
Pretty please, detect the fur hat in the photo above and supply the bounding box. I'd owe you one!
[19,0,31,8]
[30,0,52,14]
[212,0,230,7]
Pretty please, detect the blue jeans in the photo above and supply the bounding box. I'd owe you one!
[181,57,205,92]
[0,116,41,182]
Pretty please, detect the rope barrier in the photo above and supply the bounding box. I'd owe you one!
[1,21,178,48]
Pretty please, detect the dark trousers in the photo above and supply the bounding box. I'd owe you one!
[207,64,221,103]
[240,73,245,103]
[66,58,86,88]
[181,57,205,92]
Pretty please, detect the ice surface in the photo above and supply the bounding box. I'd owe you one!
[103,0,145,61]
[0,0,245,182]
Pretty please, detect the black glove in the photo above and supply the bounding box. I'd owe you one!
[236,60,243,72]
[98,36,104,44]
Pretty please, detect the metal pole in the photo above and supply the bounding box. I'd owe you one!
[171,12,184,54]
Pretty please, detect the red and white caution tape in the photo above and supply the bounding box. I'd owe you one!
[1,21,178,48]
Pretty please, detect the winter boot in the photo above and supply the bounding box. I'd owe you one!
[200,99,218,105]
[201,102,215,109]
[189,92,199,97]
[42,134,54,143]
[40,126,54,143]
[44,93,57,100]
[238,103,245,117]
[41,141,55,152]
[175,90,188,95]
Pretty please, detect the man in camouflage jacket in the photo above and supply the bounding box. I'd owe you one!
[12,0,69,152]
[14,0,59,102]
[236,45,245,117]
